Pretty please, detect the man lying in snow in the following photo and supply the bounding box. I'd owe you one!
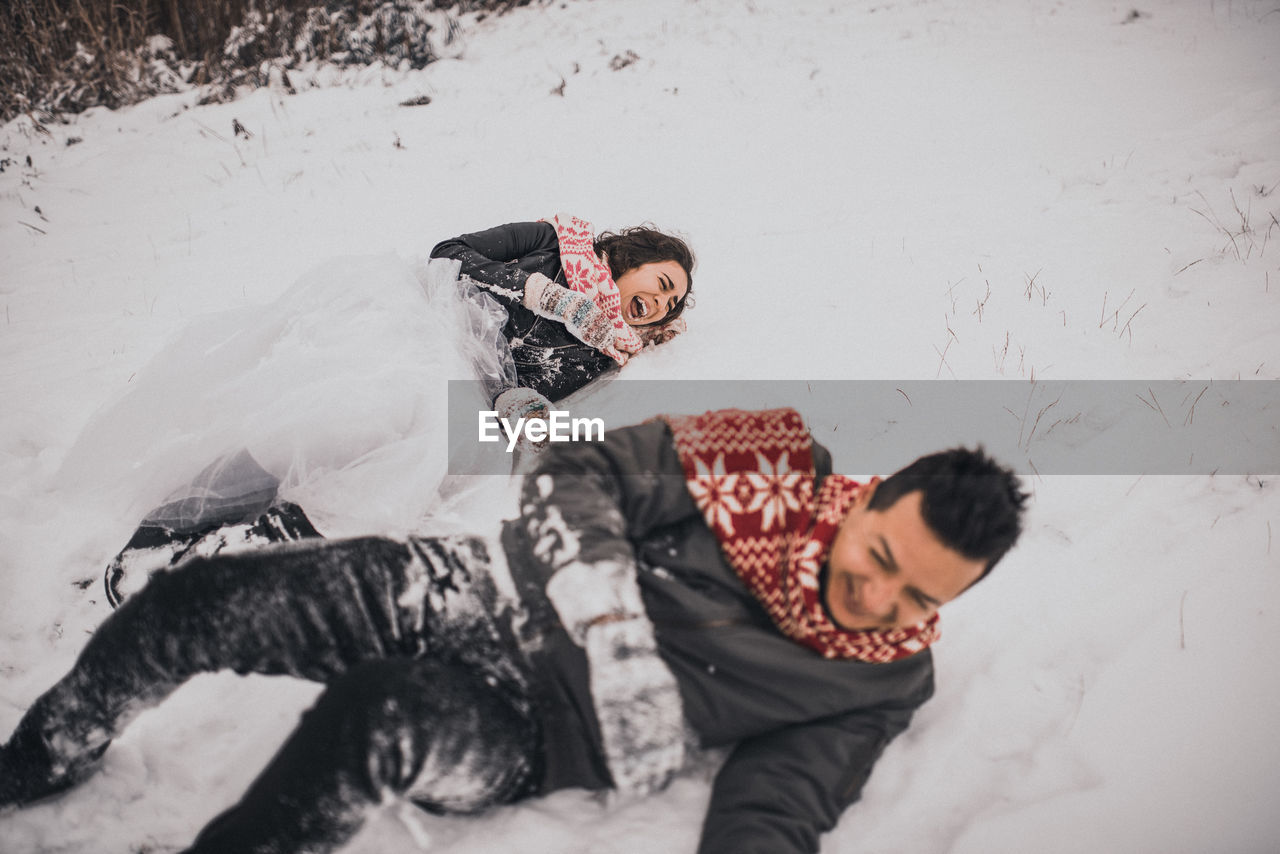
[0,407,1027,853]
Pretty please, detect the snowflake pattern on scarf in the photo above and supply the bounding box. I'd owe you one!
[548,214,645,365]
[663,407,939,663]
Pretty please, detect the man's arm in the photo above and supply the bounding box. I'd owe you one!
[698,705,918,854]
[517,421,698,794]
[519,421,695,564]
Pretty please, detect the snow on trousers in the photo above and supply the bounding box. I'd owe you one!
[7,535,540,853]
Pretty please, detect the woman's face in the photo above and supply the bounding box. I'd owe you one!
[615,260,689,327]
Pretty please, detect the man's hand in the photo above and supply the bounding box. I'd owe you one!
[545,559,686,795]
[519,443,690,796]
[584,616,686,795]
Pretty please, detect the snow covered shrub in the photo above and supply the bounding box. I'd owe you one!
[23,35,188,118]
[197,2,466,105]
[337,2,443,68]
[0,0,521,123]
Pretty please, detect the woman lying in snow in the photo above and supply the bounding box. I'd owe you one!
[91,214,695,605]
[431,213,695,415]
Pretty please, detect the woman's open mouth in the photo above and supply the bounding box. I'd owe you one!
[628,295,649,322]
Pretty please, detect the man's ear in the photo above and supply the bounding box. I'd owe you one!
[857,476,882,507]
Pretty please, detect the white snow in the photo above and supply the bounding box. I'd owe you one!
[2,0,1278,852]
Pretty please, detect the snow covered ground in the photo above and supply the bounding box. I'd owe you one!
[2,0,1278,851]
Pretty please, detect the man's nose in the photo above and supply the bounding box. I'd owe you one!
[859,571,899,616]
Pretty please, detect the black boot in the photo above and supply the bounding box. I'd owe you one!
[0,720,109,809]
[104,501,322,607]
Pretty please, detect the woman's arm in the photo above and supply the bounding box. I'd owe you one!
[433,221,614,347]
[430,219,620,404]
[429,221,561,306]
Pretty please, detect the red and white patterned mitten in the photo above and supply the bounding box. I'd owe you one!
[523,273,616,351]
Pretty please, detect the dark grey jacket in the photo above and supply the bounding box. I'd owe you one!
[503,420,935,854]
[430,221,617,403]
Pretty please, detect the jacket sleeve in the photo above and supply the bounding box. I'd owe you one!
[516,421,698,794]
[697,704,919,854]
[513,419,696,644]
[429,221,561,309]
[517,420,696,579]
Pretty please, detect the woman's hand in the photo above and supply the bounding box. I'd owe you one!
[494,387,553,459]
[523,273,616,351]
[494,386,551,422]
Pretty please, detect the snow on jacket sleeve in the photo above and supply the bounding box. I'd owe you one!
[429,220,562,308]
[517,422,699,794]
[697,703,919,854]
[517,420,699,576]
[518,423,925,842]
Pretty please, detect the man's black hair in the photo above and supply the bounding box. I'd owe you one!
[868,446,1028,581]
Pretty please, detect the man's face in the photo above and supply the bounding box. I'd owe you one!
[824,482,986,632]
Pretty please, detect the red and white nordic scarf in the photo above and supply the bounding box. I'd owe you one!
[548,213,647,365]
[663,407,939,663]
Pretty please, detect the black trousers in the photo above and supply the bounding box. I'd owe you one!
[8,535,540,853]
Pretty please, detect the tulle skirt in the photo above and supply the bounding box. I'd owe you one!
[56,255,508,537]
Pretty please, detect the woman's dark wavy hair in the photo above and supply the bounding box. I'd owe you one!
[868,446,1029,583]
[595,225,696,326]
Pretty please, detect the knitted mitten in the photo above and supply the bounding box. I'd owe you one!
[583,617,686,795]
[494,387,552,459]
[494,387,551,421]
[523,273,616,351]
[546,558,685,795]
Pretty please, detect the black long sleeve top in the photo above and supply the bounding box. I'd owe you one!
[430,221,618,403]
